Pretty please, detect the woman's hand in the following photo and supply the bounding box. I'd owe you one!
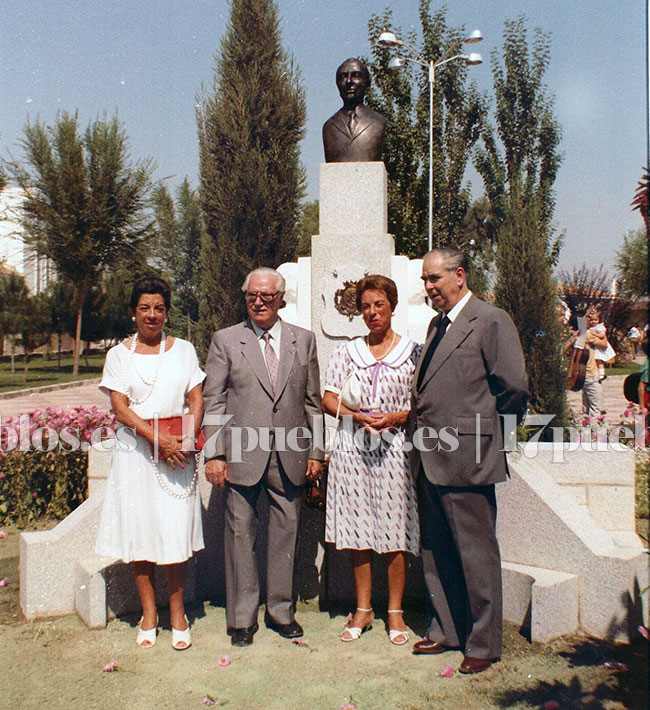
[156,433,188,469]
[356,411,409,432]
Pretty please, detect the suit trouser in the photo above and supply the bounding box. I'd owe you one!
[225,451,303,629]
[418,472,502,659]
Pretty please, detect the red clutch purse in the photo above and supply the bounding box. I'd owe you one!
[147,416,206,455]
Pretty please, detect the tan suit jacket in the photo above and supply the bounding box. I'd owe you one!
[202,318,323,486]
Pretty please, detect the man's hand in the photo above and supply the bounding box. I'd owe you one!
[305,459,322,481]
[205,458,228,488]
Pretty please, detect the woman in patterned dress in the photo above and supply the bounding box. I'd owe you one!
[322,275,420,645]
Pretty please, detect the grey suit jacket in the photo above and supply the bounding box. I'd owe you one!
[322,104,386,162]
[202,318,324,486]
[410,296,528,487]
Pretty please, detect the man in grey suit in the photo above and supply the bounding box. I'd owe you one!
[322,58,386,163]
[410,248,528,673]
[202,267,323,647]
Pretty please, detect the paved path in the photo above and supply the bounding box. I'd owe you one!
[0,382,110,420]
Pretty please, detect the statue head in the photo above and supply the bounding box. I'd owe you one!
[336,58,370,108]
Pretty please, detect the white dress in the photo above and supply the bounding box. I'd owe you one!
[95,338,206,564]
[324,337,421,554]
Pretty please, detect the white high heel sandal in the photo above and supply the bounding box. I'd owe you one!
[341,608,374,642]
[136,615,158,648]
[387,609,409,646]
[171,615,192,651]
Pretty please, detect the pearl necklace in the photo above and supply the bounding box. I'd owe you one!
[366,331,397,361]
[150,452,198,499]
[124,330,166,405]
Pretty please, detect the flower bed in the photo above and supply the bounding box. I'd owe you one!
[0,406,116,525]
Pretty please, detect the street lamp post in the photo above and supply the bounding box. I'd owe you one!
[378,29,483,252]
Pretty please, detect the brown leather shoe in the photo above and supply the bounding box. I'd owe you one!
[412,638,447,655]
[459,656,493,674]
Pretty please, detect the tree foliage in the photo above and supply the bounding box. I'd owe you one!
[6,111,155,373]
[475,17,565,421]
[295,200,318,257]
[196,0,306,355]
[153,178,204,339]
[366,1,487,257]
[615,228,648,299]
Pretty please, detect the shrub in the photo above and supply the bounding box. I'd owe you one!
[0,406,115,525]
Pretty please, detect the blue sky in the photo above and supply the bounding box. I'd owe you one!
[1,0,646,272]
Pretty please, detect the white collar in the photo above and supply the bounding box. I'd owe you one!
[251,318,282,341]
[346,335,415,369]
[445,290,472,323]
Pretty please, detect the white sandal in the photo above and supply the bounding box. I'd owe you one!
[341,608,374,642]
[171,615,191,651]
[136,616,158,648]
[387,609,409,646]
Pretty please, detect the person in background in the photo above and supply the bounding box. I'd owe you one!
[586,307,615,381]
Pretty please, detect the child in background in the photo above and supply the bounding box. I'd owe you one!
[586,308,615,381]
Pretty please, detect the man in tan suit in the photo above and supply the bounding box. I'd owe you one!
[410,248,528,673]
[202,267,323,646]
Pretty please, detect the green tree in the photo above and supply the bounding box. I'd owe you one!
[295,200,318,257]
[152,178,204,339]
[615,228,648,299]
[196,0,306,355]
[17,292,52,382]
[367,1,487,257]
[474,17,565,422]
[0,270,28,373]
[6,111,155,374]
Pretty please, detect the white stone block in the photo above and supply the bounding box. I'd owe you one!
[587,484,635,532]
[319,162,387,235]
[87,442,114,498]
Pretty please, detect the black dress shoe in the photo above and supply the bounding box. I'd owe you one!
[264,613,304,638]
[230,623,259,647]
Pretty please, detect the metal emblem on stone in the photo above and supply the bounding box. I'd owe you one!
[334,280,360,321]
[321,264,369,338]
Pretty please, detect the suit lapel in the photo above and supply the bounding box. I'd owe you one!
[331,112,351,139]
[273,320,296,402]
[350,105,373,141]
[240,320,274,399]
[416,296,480,391]
[413,315,440,394]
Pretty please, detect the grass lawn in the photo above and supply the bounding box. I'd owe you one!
[609,359,642,376]
[0,352,106,393]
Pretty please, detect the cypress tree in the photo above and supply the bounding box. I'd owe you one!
[475,17,566,423]
[196,0,306,356]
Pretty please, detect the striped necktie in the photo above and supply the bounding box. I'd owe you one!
[262,332,279,392]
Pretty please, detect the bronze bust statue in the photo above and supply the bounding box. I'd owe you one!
[322,58,386,163]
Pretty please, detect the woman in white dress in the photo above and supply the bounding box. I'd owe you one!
[322,275,420,646]
[95,276,205,650]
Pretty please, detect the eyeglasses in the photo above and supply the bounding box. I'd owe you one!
[244,291,280,304]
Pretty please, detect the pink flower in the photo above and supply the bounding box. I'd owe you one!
[543,702,560,710]
[216,655,231,667]
[339,704,356,710]
[439,664,455,678]
[202,697,217,706]
[603,660,625,670]
[0,577,8,587]
[0,531,7,540]
[102,661,118,672]
[638,625,650,640]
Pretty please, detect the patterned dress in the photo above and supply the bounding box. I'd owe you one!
[324,336,421,554]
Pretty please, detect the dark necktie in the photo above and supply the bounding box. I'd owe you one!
[417,315,450,388]
[347,108,358,134]
[262,332,279,392]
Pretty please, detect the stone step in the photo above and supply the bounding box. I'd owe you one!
[502,562,579,642]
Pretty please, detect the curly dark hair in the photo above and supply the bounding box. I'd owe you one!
[356,274,398,312]
[129,275,172,311]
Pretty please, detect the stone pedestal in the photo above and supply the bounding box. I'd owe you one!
[311,162,395,387]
